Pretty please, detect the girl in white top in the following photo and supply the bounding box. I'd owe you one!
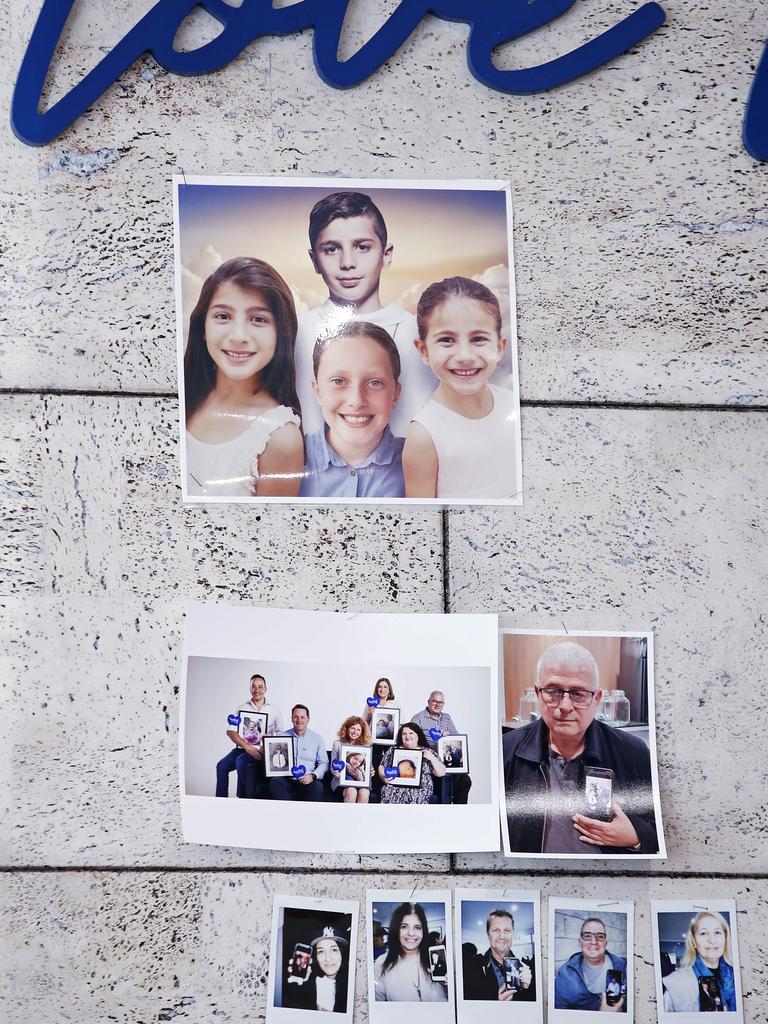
[183,256,304,498]
[403,276,520,500]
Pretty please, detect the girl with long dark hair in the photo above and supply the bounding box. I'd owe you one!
[373,902,448,1001]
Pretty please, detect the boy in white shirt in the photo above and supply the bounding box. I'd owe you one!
[295,191,434,437]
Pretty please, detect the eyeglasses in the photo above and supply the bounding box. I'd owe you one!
[537,686,597,708]
[580,932,607,942]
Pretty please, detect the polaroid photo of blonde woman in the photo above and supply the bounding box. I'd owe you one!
[267,894,359,1023]
[651,900,744,1023]
[548,897,634,1023]
[454,888,543,1024]
[367,889,454,1024]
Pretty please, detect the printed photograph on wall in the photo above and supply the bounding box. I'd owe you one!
[499,628,666,860]
[548,898,634,1022]
[180,606,500,853]
[651,900,744,1022]
[454,888,543,1024]
[366,889,455,1023]
[174,175,520,506]
[266,894,358,1023]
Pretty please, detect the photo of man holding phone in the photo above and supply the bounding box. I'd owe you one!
[553,915,627,1012]
[463,908,536,1001]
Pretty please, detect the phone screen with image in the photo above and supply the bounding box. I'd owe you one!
[584,767,614,821]
[605,968,624,1006]
[503,955,521,991]
[428,945,447,981]
[292,943,312,982]
[698,975,724,1011]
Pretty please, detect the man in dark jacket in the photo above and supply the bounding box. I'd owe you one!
[503,642,659,855]
[554,917,626,1011]
[463,908,536,1001]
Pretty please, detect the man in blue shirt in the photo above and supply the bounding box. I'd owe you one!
[269,704,328,801]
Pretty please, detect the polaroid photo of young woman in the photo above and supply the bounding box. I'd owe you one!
[651,899,744,1023]
[180,606,500,853]
[548,898,634,1023]
[174,175,521,508]
[367,889,455,1024]
[338,745,372,789]
[371,707,400,746]
[454,888,543,1024]
[437,734,468,774]
[499,626,667,860]
[267,894,359,1023]
[265,736,296,778]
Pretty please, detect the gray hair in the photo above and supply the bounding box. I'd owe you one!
[536,642,599,688]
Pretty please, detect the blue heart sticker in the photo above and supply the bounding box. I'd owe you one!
[384,766,399,779]
[331,759,345,771]
[291,765,306,779]
[366,696,380,708]
[429,728,442,742]
[227,714,241,727]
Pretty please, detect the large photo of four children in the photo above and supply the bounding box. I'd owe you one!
[174,176,521,504]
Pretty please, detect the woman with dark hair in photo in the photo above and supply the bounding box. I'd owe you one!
[184,256,304,497]
[373,903,448,1002]
[378,722,446,805]
[330,715,372,804]
[662,911,737,1012]
[285,924,350,1013]
[363,677,397,723]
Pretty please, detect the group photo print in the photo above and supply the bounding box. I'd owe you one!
[179,606,500,853]
[499,628,666,860]
[454,889,543,1024]
[266,894,358,1023]
[174,175,521,505]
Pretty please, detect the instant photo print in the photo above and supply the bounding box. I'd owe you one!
[437,734,468,774]
[265,736,296,778]
[548,898,634,1023]
[266,893,359,1023]
[499,626,666,860]
[180,606,500,853]
[339,745,372,789]
[454,888,543,1024]
[367,888,455,1024]
[174,175,521,507]
[650,900,744,1023]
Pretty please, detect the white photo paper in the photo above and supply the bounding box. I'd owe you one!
[174,175,521,507]
[651,900,744,1023]
[454,888,543,1024]
[180,606,500,853]
[548,898,634,1023]
[367,889,455,1024]
[499,627,666,860]
[266,894,359,1024]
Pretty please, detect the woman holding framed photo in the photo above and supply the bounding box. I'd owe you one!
[373,902,448,1002]
[378,722,446,805]
[331,716,373,804]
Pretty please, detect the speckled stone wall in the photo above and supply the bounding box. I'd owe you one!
[1,1,766,1021]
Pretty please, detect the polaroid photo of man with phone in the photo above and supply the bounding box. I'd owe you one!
[548,898,634,1022]
[650,899,745,1023]
[366,889,455,1024]
[499,627,666,859]
[454,888,543,1024]
[266,894,359,1022]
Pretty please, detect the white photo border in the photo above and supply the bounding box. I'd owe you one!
[266,893,359,1024]
[498,626,667,860]
[454,887,543,1024]
[650,899,744,1024]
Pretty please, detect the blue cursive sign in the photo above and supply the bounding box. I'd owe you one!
[13,0,669,147]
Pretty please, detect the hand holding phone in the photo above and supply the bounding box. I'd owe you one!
[584,766,614,822]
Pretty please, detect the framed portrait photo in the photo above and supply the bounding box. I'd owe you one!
[371,707,400,746]
[264,736,295,778]
[391,747,423,788]
[238,710,268,746]
[437,734,468,774]
[339,745,372,789]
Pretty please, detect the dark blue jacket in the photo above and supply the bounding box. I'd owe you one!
[502,718,659,854]
[554,951,627,1010]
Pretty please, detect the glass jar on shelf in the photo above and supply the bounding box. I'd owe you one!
[518,687,539,723]
[612,689,630,726]
[597,690,615,724]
